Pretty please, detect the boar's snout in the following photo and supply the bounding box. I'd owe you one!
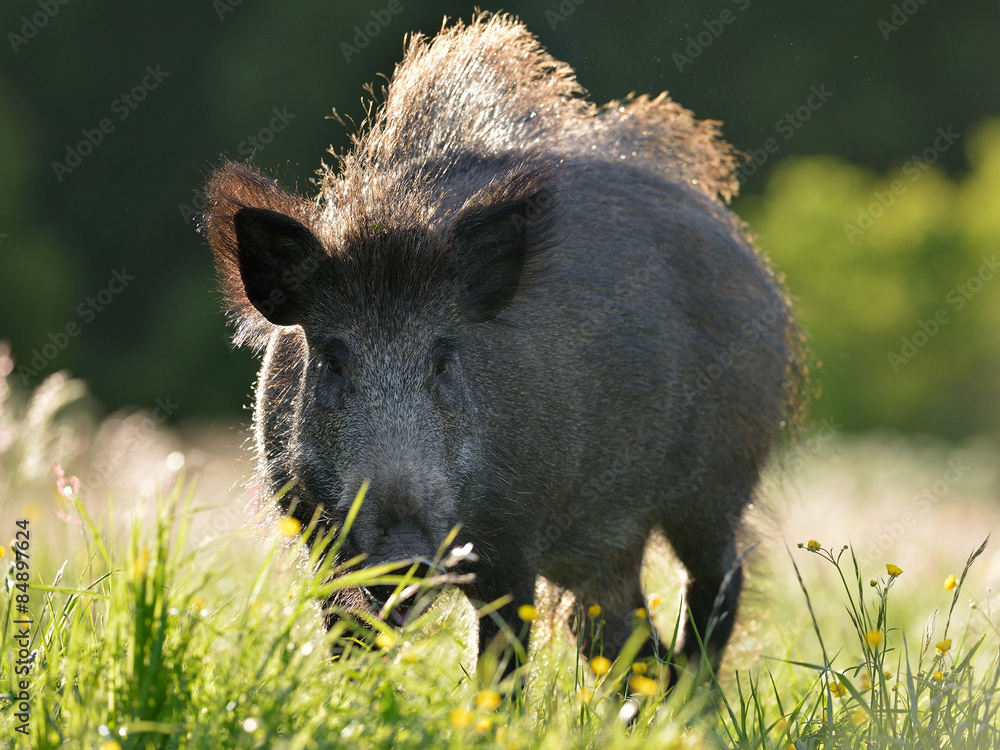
[346,462,449,552]
[361,522,443,626]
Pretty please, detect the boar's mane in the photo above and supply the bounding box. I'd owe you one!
[204,12,744,351]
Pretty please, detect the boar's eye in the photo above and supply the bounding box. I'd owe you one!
[314,350,347,408]
[317,340,349,390]
[431,342,457,389]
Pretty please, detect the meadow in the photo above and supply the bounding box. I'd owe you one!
[2,3,998,747]
[2,351,999,749]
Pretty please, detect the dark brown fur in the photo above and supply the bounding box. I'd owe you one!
[203,13,803,683]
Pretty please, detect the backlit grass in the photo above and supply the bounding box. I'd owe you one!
[1,358,999,748]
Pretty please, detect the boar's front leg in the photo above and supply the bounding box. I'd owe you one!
[461,546,538,689]
[569,544,664,668]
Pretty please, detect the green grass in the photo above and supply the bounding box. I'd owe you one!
[2,471,999,749]
[1,363,999,748]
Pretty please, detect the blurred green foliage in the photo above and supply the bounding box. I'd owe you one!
[740,120,1000,438]
[0,0,997,438]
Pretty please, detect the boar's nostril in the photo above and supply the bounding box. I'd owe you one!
[381,520,426,541]
[367,522,436,566]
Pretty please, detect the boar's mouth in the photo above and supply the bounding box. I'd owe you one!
[361,523,445,627]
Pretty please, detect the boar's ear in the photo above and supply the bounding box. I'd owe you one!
[203,161,325,348]
[232,207,324,327]
[451,178,555,322]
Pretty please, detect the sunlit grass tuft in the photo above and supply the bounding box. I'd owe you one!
[5,468,998,748]
[716,537,1000,748]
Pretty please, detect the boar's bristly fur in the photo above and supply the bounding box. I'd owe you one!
[202,12,804,686]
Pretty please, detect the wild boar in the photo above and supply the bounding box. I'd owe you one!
[203,12,802,683]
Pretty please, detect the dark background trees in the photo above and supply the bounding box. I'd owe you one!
[1,0,997,438]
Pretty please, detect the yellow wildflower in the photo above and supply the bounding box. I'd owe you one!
[944,574,957,591]
[375,631,396,649]
[807,539,821,552]
[861,671,873,691]
[865,629,884,648]
[278,516,301,537]
[632,662,648,675]
[101,743,122,750]
[635,607,648,619]
[590,655,612,676]
[647,592,662,609]
[588,604,602,617]
[131,548,150,580]
[869,579,877,587]
[517,604,538,622]
[474,716,492,732]
[828,680,848,697]
[475,689,502,711]
[933,670,944,681]
[935,639,952,655]
[576,687,595,703]
[628,674,657,696]
[886,563,903,577]
[850,708,869,727]
[449,707,472,728]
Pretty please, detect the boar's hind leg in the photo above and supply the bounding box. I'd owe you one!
[662,513,744,673]
[569,545,664,665]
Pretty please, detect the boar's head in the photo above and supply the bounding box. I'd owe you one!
[204,160,554,624]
